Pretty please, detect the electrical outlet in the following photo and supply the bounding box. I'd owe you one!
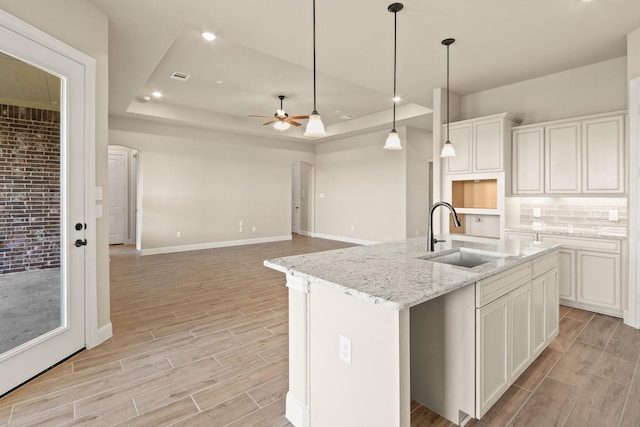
[239,227,243,232]
[339,335,352,365]
[350,225,355,232]
[239,220,243,226]
[533,208,541,218]
[176,231,181,238]
[252,226,256,232]
[609,210,619,221]
[319,193,325,199]
[416,230,419,236]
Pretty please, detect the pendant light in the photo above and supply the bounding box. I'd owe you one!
[383,2,404,150]
[304,0,327,137]
[440,38,456,158]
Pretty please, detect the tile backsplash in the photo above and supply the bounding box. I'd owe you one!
[506,197,628,235]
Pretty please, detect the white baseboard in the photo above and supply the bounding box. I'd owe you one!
[140,235,292,256]
[286,392,309,427]
[297,230,313,237]
[311,232,379,246]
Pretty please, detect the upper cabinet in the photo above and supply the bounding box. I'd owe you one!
[512,111,626,195]
[444,113,520,175]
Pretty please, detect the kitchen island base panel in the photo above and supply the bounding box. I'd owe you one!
[308,283,411,427]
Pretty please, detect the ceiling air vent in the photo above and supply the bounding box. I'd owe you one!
[170,72,190,81]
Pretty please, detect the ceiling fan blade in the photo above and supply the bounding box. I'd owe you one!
[287,120,303,127]
[262,120,277,125]
[289,115,309,120]
[249,115,272,118]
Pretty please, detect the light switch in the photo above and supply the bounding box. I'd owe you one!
[96,204,103,219]
[609,210,619,221]
[95,186,103,201]
[533,208,541,218]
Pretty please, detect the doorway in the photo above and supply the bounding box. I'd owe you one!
[108,146,138,245]
[291,161,314,236]
[0,11,95,395]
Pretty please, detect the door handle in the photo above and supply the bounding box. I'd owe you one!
[74,239,87,247]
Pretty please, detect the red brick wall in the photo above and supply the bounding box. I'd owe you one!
[1,104,61,274]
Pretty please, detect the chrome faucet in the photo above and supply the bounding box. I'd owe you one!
[428,202,462,251]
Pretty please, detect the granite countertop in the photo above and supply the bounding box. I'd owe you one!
[505,226,627,239]
[264,236,559,311]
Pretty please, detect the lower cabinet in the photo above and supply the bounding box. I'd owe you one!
[414,252,559,424]
[540,234,623,317]
[476,294,510,417]
[475,253,558,419]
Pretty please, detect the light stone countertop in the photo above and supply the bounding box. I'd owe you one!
[264,235,560,311]
[505,226,627,239]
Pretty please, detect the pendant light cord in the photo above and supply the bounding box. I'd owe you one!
[312,0,318,113]
[392,9,397,129]
[446,42,450,142]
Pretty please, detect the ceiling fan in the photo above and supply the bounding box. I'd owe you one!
[249,95,309,131]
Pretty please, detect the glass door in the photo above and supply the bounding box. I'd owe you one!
[0,20,86,396]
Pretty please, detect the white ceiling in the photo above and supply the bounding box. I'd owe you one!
[87,0,640,142]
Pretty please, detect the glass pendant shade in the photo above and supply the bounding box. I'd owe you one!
[273,121,290,131]
[304,111,327,137]
[440,140,456,158]
[384,129,402,150]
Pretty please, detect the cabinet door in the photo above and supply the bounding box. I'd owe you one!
[577,251,621,313]
[544,269,559,343]
[545,121,581,194]
[512,127,544,194]
[582,115,625,194]
[476,294,509,418]
[510,283,532,382]
[557,249,576,302]
[474,119,503,172]
[445,124,472,174]
[531,276,546,357]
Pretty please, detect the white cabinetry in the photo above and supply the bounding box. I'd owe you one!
[415,253,559,423]
[512,111,626,195]
[539,234,623,316]
[582,115,625,193]
[512,128,544,194]
[545,121,581,194]
[444,113,519,175]
[476,294,510,417]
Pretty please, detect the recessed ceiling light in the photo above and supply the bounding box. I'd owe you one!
[152,91,162,98]
[393,96,401,103]
[216,80,223,84]
[202,32,216,41]
[143,95,152,101]
[340,115,353,120]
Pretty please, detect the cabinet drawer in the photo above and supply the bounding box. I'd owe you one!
[532,252,558,278]
[476,263,531,308]
[539,235,620,253]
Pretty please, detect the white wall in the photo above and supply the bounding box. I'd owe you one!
[314,128,407,243]
[462,57,628,125]
[109,117,314,252]
[406,128,432,238]
[630,28,640,80]
[0,0,111,329]
[299,161,313,234]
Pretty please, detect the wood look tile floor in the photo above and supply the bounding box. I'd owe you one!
[0,235,639,426]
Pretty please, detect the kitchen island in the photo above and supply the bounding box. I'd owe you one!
[265,236,560,427]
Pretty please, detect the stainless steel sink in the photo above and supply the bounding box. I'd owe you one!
[418,248,505,269]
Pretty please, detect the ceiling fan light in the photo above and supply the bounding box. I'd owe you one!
[276,109,286,118]
[440,140,456,158]
[273,121,290,131]
[304,111,327,137]
[383,129,402,150]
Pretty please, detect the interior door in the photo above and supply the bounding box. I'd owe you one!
[292,163,301,234]
[0,19,85,396]
[108,149,127,244]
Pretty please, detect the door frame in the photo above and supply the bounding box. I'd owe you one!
[627,77,640,329]
[0,10,100,348]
